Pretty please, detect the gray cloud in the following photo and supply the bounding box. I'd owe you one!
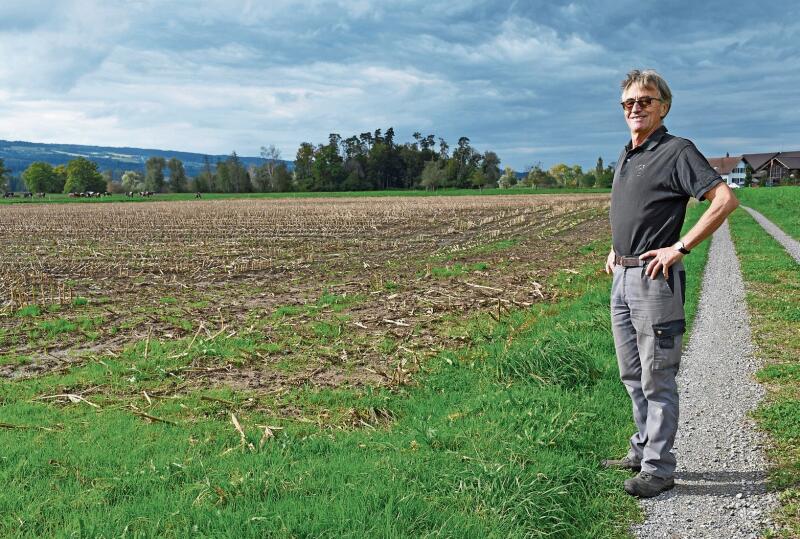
[0,0,797,170]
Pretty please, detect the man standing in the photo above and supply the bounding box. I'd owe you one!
[602,69,739,497]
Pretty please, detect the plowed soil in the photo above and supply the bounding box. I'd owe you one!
[0,194,609,390]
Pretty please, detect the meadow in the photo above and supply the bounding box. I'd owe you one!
[729,187,800,537]
[734,186,800,240]
[0,192,714,537]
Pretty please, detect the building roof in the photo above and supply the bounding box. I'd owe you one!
[744,151,800,172]
[706,156,742,175]
[742,152,778,171]
[775,156,800,169]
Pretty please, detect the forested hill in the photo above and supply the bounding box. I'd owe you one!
[0,139,288,178]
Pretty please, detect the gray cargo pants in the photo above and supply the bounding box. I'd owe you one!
[610,260,686,478]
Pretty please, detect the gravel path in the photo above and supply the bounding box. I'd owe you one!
[741,206,800,263]
[632,220,778,538]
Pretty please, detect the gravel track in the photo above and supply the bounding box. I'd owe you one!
[632,220,778,538]
[741,206,800,263]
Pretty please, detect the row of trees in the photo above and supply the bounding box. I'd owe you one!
[119,157,189,194]
[292,129,504,192]
[519,157,614,189]
[119,150,291,194]
[1,138,616,195]
[18,158,107,194]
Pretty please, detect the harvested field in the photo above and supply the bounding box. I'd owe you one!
[0,194,609,391]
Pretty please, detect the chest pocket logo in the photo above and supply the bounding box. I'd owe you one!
[635,163,647,176]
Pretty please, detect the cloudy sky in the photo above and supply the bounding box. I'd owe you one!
[1,0,798,170]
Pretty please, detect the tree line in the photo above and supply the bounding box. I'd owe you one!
[520,158,614,189]
[0,130,615,195]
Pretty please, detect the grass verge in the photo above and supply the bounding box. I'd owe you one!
[734,186,800,240]
[728,208,800,537]
[0,204,708,538]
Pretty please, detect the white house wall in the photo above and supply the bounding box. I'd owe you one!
[729,159,747,185]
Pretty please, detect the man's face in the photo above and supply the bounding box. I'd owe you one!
[621,83,669,138]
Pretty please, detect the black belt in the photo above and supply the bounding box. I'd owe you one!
[614,255,649,267]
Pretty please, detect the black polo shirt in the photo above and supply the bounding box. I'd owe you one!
[610,126,722,256]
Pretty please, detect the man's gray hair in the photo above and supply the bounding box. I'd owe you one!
[621,69,672,119]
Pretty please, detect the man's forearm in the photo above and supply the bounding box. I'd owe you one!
[681,192,739,251]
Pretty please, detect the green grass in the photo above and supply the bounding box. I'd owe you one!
[728,208,800,536]
[426,262,489,278]
[0,204,710,538]
[0,354,32,366]
[734,186,800,240]
[36,318,78,337]
[15,305,41,318]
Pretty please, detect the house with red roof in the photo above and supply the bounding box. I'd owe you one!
[706,154,745,187]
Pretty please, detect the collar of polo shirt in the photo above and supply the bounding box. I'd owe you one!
[626,125,669,153]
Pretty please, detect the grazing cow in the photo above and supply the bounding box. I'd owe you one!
[36,192,46,198]
[3,192,15,198]
[195,192,202,199]
[23,192,33,198]
[103,191,112,196]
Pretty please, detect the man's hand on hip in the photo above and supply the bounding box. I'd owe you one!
[605,249,615,274]
[639,247,683,279]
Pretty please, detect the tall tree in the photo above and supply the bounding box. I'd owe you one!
[438,138,449,160]
[22,162,59,193]
[0,158,11,192]
[595,156,604,178]
[54,165,67,192]
[579,172,596,188]
[272,164,294,192]
[481,151,502,186]
[470,169,489,190]
[550,163,581,188]
[63,157,105,193]
[145,156,166,192]
[525,163,556,188]
[312,141,345,191]
[225,152,250,193]
[595,165,614,188]
[167,158,188,193]
[294,142,315,191]
[194,156,214,192]
[121,170,144,192]
[449,137,480,187]
[420,160,445,190]
[257,144,283,192]
[498,166,517,189]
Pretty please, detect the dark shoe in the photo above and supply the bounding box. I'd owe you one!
[623,472,675,498]
[602,456,642,472]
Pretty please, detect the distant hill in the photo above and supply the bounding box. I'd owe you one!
[0,139,292,179]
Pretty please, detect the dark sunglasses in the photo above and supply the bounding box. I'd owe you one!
[620,96,662,111]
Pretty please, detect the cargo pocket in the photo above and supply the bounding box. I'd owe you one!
[652,319,685,370]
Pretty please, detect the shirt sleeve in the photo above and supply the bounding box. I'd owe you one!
[674,142,724,201]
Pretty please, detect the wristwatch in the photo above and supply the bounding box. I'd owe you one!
[673,241,690,255]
